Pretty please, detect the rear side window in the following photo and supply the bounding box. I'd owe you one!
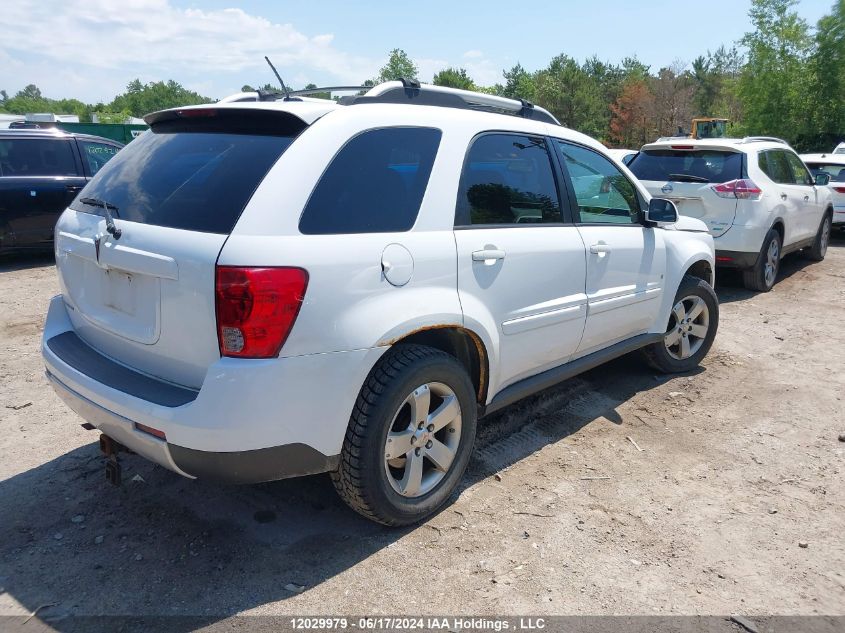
[299,127,441,235]
[628,149,742,184]
[0,138,77,177]
[78,140,120,176]
[758,151,793,184]
[71,110,303,234]
[456,133,562,226]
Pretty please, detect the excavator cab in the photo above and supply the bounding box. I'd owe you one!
[692,118,729,139]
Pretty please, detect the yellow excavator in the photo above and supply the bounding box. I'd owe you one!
[690,117,729,139]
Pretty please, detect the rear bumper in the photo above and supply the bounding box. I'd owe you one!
[834,206,845,225]
[712,224,768,269]
[42,295,384,483]
[714,249,759,269]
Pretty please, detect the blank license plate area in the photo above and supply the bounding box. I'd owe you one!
[102,270,137,315]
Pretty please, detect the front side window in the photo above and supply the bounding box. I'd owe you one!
[759,151,793,184]
[0,138,77,177]
[79,141,120,176]
[557,141,641,224]
[456,133,562,226]
[299,127,441,235]
[783,151,814,186]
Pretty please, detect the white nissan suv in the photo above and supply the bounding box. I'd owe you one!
[42,81,718,525]
[628,137,834,292]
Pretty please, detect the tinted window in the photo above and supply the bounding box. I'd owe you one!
[805,162,845,182]
[759,151,793,184]
[70,112,300,234]
[783,151,813,186]
[557,141,640,224]
[629,149,742,184]
[79,141,120,176]
[456,134,562,226]
[0,138,77,177]
[299,127,441,235]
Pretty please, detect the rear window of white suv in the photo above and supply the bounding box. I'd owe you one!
[628,149,743,183]
[70,109,303,234]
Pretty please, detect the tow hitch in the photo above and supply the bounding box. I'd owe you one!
[99,434,130,486]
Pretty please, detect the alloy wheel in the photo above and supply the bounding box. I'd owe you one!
[764,238,779,288]
[820,218,830,256]
[383,382,462,498]
[664,295,710,360]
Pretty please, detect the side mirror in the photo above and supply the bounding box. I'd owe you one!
[645,198,678,227]
[815,173,831,186]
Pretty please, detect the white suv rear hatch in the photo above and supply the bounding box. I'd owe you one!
[628,144,745,237]
[54,107,311,389]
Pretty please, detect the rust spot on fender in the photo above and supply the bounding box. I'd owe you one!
[380,324,489,404]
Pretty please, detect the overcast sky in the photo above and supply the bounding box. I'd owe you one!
[0,0,833,103]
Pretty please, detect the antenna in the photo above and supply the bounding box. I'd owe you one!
[264,56,290,99]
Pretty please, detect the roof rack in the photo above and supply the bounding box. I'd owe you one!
[339,80,560,125]
[218,80,561,125]
[741,136,788,145]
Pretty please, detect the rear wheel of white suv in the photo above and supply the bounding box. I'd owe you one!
[642,275,719,374]
[332,345,477,526]
[743,228,782,292]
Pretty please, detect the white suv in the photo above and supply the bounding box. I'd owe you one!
[628,138,834,292]
[42,82,718,525]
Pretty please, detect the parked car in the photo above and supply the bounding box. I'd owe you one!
[42,82,718,525]
[800,152,845,228]
[606,148,637,166]
[0,129,122,253]
[833,142,845,155]
[628,137,834,292]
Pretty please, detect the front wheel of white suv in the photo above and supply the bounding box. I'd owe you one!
[743,228,782,292]
[642,275,719,374]
[804,213,832,262]
[332,344,477,526]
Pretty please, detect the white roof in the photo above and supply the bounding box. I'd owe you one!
[800,152,845,164]
[642,137,791,153]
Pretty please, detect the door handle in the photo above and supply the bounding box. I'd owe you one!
[471,249,506,263]
[589,243,611,254]
[66,185,83,192]
[780,193,788,201]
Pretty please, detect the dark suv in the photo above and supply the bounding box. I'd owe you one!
[0,129,123,253]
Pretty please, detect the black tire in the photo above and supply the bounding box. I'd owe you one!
[642,274,719,374]
[332,344,477,526]
[742,228,782,292]
[804,212,832,262]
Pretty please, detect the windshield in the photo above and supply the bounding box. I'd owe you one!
[628,149,743,184]
[70,111,303,234]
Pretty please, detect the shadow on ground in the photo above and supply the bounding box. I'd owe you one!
[0,252,55,273]
[0,350,687,626]
[715,232,845,304]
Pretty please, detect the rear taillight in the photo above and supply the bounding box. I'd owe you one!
[215,266,308,358]
[833,186,845,194]
[711,178,763,200]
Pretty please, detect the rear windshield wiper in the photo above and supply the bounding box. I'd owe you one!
[79,197,122,239]
[667,173,710,183]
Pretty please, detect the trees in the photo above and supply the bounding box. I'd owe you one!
[432,67,476,90]
[374,49,418,83]
[108,79,212,117]
[810,0,845,145]
[739,0,812,140]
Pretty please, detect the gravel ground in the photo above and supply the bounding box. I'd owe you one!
[0,236,843,626]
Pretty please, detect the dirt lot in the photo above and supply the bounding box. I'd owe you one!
[0,237,843,625]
